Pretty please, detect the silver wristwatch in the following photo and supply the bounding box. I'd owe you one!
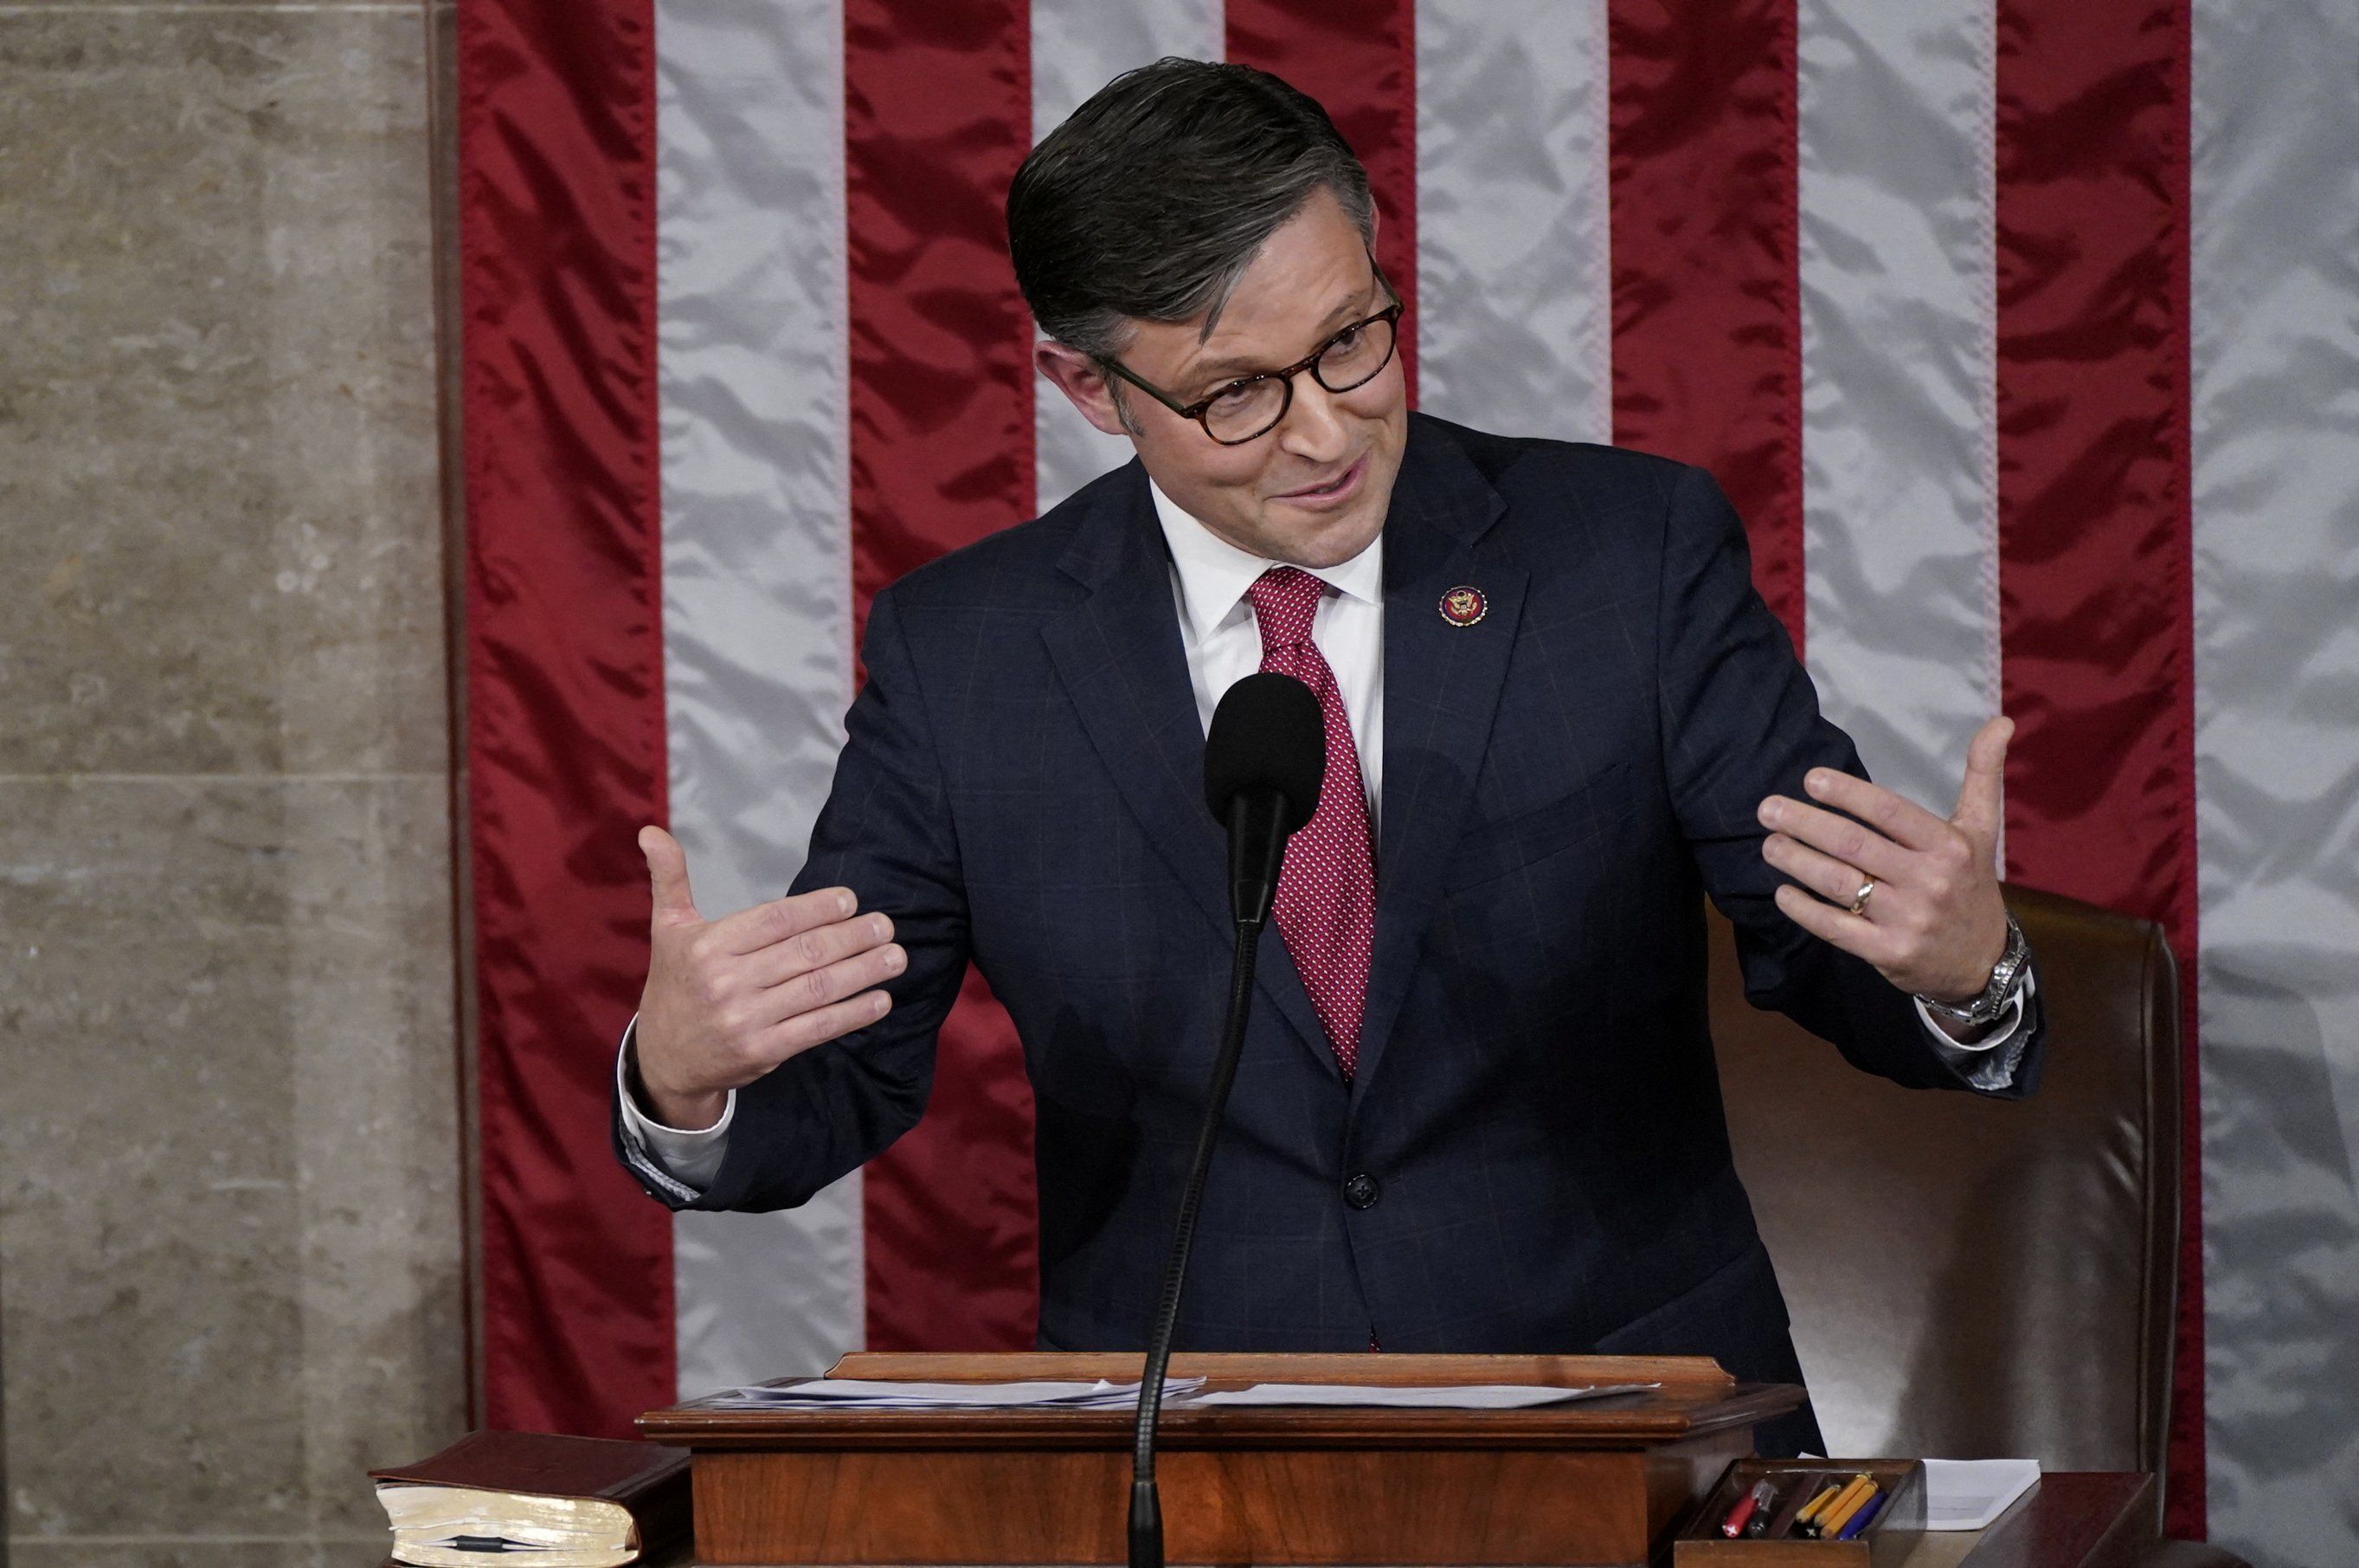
[1919,910,2031,1030]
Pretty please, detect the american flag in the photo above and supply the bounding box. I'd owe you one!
[452,3,2359,1558]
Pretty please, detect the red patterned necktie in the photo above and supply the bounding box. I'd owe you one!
[1244,567,1377,1078]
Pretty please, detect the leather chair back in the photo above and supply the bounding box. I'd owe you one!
[1710,884,2180,1480]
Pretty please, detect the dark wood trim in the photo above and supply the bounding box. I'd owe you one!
[834,1349,1735,1385]
[1956,1473,2159,1568]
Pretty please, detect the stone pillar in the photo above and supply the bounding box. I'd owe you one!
[0,5,469,1565]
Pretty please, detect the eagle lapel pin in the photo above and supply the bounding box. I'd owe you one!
[1438,585,1487,627]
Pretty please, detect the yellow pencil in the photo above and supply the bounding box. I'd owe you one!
[1795,1478,1853,1532]
[1803,1475,1872,1536]
[1817,1477,1881,1539]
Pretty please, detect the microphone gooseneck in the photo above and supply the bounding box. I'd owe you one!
[1128,916,1258,1568]
[1129,672,1326,1568]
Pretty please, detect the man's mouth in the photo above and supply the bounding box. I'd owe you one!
[1273,453,1368,505]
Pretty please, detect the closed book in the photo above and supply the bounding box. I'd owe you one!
[370,1430,690,1567]
[376,1552,692,1568]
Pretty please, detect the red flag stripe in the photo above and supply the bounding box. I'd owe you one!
[1993,0,2202,1533]
[1227,0,1421,403]
[1606,0,1806,652]
[458,0,675,1433]
[844,0,1043,1353]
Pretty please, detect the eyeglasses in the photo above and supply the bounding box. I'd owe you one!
[1097,262,1404,446]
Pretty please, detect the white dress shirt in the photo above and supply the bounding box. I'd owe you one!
[619,477,2032,1189]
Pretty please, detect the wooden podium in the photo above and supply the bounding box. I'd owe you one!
[638,1351,1803,1566]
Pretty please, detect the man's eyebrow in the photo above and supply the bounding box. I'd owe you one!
[1186,288,1375,386]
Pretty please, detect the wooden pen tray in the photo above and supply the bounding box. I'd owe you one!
[1673,1457,1925,1568]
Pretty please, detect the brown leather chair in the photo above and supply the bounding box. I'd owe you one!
[1710,884,2189,1503]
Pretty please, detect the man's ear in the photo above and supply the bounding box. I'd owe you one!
[1035,341,1136,440]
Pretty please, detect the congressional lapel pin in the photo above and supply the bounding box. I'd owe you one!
[1438,585,1487,627]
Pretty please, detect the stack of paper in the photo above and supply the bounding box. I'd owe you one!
[697,1377,1661,1414]
[1922,1458,2041,1530]
[701,1378,1204,1411]
[693,1377,1656,1415]
[1191,1381,1659,1410]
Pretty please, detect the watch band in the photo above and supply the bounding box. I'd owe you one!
[1920,910,2030,1029]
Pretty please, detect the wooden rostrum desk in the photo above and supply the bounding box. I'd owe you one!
[371,1474,2158,1568]
[636,1351,1800,1566]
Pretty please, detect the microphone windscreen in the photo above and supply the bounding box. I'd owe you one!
[1203,672,1327,834]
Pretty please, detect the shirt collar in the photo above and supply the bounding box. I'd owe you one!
[1146,474,1385,646]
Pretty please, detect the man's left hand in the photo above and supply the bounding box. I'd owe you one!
[1755,715,2014,1007]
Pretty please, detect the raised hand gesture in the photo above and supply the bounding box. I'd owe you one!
[629,825,903,1129]
[1754,716,2014,1019]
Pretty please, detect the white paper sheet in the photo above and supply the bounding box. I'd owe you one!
[1188,1381,1660,1410]
[701,1378,1201,1411]
[1922,1457,2041,1530]
[697,1377,1655,1415]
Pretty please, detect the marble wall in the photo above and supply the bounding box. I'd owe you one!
[0,4,469,1565]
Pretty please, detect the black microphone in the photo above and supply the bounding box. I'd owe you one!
[1129,672,1326,1568]
[1202,672,1327,925]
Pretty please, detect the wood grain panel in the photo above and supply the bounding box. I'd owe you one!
[650,1353,1792,1565]
[691,1436,1755,1565]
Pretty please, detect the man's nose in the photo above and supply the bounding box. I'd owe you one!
[1276,374,1352,462]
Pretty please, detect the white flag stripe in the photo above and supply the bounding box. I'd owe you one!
[1032,0,1225,515]
[1786,1,2003,1454]
[1797,0,2002,822]
[1414,0,1612,447]
[654,0,865,1397]
[2190,3,2359,1559]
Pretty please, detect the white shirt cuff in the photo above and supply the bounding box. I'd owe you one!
[1914,968,2038,1091]
[615,1014,734,1191]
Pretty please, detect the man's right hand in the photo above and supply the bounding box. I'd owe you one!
[630,825,903,1130]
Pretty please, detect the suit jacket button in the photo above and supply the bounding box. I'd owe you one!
[1342,1173,1380,1210]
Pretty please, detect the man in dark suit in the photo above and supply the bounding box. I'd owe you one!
[610,60,2041,1456]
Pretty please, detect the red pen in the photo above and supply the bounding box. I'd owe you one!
[1721,1479,1777,1538]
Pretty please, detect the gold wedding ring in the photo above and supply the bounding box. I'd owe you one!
[1847,878,1877,917]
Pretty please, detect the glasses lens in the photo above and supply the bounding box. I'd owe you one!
[1202,378,1289,444]
[1314,316,1397,393]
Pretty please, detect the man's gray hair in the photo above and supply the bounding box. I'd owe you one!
[1006,58,1375,371]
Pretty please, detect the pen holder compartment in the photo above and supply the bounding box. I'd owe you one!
[1672,1457,1925,1568]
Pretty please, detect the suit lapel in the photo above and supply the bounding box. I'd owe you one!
[1040,464,1339,1079]
[1353,421,1522,1096]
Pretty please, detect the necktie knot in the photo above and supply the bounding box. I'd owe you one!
[1246,566,1327,653]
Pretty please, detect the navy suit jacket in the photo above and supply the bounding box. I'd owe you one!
[615,413,2046,1453]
